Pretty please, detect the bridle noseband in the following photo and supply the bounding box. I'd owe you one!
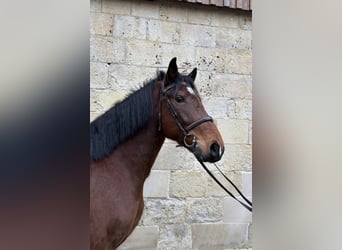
[158,82,213,149]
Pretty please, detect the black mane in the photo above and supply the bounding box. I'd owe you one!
[90,71,165,161]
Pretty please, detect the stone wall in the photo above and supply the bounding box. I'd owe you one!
[90,0,252,249]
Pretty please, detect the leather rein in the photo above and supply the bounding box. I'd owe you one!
[158,81,252,212]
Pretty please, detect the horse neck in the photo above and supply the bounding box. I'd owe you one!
[106,82,165,183]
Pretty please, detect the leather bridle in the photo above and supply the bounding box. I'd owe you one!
[158,80,253,212]
[158,82,213,148]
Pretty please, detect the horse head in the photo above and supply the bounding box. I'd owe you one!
[160,57,224,163]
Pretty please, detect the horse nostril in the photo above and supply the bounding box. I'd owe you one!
[210,142,220,159]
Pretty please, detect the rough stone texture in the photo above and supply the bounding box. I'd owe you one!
[158,224,192,250]
[108,64,157,91]
[180,24,216,48]
[102,0,131,15]
[203,97,228,119]
[248,121,252,145]
[141,199,187,226]
[90,62,109,89]
[90,0,101,12]
[153,144,202,171]
[211,9,240,28]
[212,74,252,99]
[191,223,249,249]
[196,47,226,73]
[185,198,223,223]
[90,36,125,63]
[132,0,160,19]
[239,14,252,30]
[223,197,252,223]
[227,99,252,120]
[225,50,252,74]
[117,226,158,250]
[147,19,180,44]
[187,5,213,25]
[241,172,252,197]
[90,0,252,248]
[170,170,211,198]
[143,170,170,198]
[126,39,162,66]
[113,15,147,39]
[159,2,188,23]
[90,12,113,36]
[217,119,249,144]
[222,144,252,172]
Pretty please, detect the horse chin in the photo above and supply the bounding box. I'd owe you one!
[190,144,209,163]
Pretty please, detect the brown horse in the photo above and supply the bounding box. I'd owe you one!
[90,58,224,250]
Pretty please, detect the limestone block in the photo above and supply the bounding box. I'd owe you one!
[102,0,131,15]
[235,99,252,120]
[90,0,101,12]
[211,9,240,28]
[126,40,162,66]
[196,70,214,98]
[170,170,209,198]
[206,169,241,197]
[223,197,252,223]
[90,36,125,63]
[157,224,192,249]
[108,64,157,91]
[117,226,158,250]
[90,89,127,113]
[225,50,252,75]
[141,199,186,225]
[195,47,226,73]
[159,2,188,22]
[248,121,252,145]
[113,15,147,39]
[160,43,196,70]
[188,5,212,25]
[90,12,113,36]
[202,97,228,119]
[147,19,180,44]
[90,62,109,89]
[222,144,252,172]
[132,0,160,19]
[215,28,252,50]
[185,198,223,223]
[143,170,170,198]
[212,73,252,99]
[241,171,252,197]
[217,119,249,144]
[191,223,249,249]
[239,14,252,30]
[90,90,102,113]
[180,24,216,48]
[227,99,252,120]
[153,144,202,171]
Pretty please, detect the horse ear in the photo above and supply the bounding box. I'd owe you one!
[188,67,197,81]
[165,57,178,85]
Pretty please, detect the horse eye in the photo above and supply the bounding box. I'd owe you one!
[175,95,185,103]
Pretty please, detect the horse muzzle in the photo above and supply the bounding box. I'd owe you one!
[190,141,224,163]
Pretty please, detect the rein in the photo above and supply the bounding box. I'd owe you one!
[197,160,252,212]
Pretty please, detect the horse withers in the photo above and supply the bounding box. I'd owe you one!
[90,58,224,249]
